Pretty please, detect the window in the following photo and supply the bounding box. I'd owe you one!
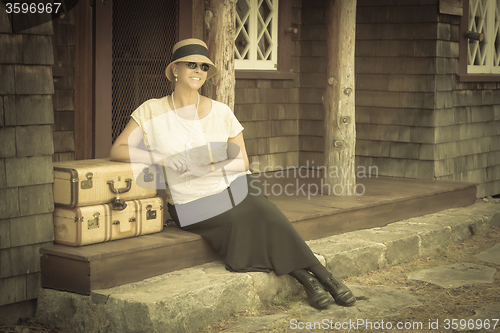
[235,0,279,70]
[467,0,500,74]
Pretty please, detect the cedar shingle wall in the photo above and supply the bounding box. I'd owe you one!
[234,2,302,172]
[0,7,55,321]
[355,1,440,180]
[355,0,500,197]
[435,12,500,197]
[298,1,326,168]
[52,11,76,162]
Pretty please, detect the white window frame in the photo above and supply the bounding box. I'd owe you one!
[467,0,500,74]
[235,0,279,70]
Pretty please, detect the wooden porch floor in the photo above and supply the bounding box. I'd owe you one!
[40,175,477,295]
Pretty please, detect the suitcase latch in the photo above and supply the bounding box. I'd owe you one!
[88,212,100,229]
[81,173,93,190]
[146,205,157,220]
[143,167,155,183]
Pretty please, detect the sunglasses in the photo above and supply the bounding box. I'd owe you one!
[185,62,210,72]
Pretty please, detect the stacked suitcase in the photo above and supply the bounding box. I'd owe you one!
[52,159,164,246]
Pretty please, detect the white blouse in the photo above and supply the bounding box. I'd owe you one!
[131,95,248,205]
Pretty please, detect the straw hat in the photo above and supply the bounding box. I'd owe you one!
[165,38,217,82]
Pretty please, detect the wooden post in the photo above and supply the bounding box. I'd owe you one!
[323,0,357,196]
[202,0,236,111]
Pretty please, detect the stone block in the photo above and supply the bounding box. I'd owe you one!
[18,184,54,216]
[308,238,388,278]
[0,218,10,249]
[0,127,16,158]
[345,229,420,266]
[383,220,452,257]
[5,156,53,188]
[22,35,53,65]
[0,34,22,63]
[16,125,54,157]
[0,188,19,219]
[429,210,488,242]
[14,65,54,95]
[0,66,15,94]
[10,213,53,247]
[0,275,26,307]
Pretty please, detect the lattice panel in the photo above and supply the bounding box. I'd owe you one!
[468,0,488,66]
[112,0,178,142]
[256,0,275,60]
[235,0,251,60]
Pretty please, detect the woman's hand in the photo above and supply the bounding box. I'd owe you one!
[179,162,210,179]
[163,154,191,174]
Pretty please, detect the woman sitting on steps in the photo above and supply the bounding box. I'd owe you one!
[109,38,356,309]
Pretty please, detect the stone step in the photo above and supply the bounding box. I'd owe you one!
[35,201,500,333]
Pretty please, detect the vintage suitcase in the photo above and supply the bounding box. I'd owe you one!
[53,196,164,246]
[53,159,159,208]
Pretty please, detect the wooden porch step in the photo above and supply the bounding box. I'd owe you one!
[40,175,477,295]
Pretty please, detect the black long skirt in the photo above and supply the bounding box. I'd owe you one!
[167,175,320,276]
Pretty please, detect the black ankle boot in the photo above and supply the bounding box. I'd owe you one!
[320,276,356,307]
[302,276,332,309]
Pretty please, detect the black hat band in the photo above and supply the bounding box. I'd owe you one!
[172,44,210,62]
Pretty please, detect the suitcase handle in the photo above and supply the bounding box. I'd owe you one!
[106,179,132,194]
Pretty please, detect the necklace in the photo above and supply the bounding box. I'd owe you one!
[171,91,200,187]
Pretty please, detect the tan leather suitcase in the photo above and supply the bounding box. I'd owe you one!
[53,196,164,246]
[53,159,158,208]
